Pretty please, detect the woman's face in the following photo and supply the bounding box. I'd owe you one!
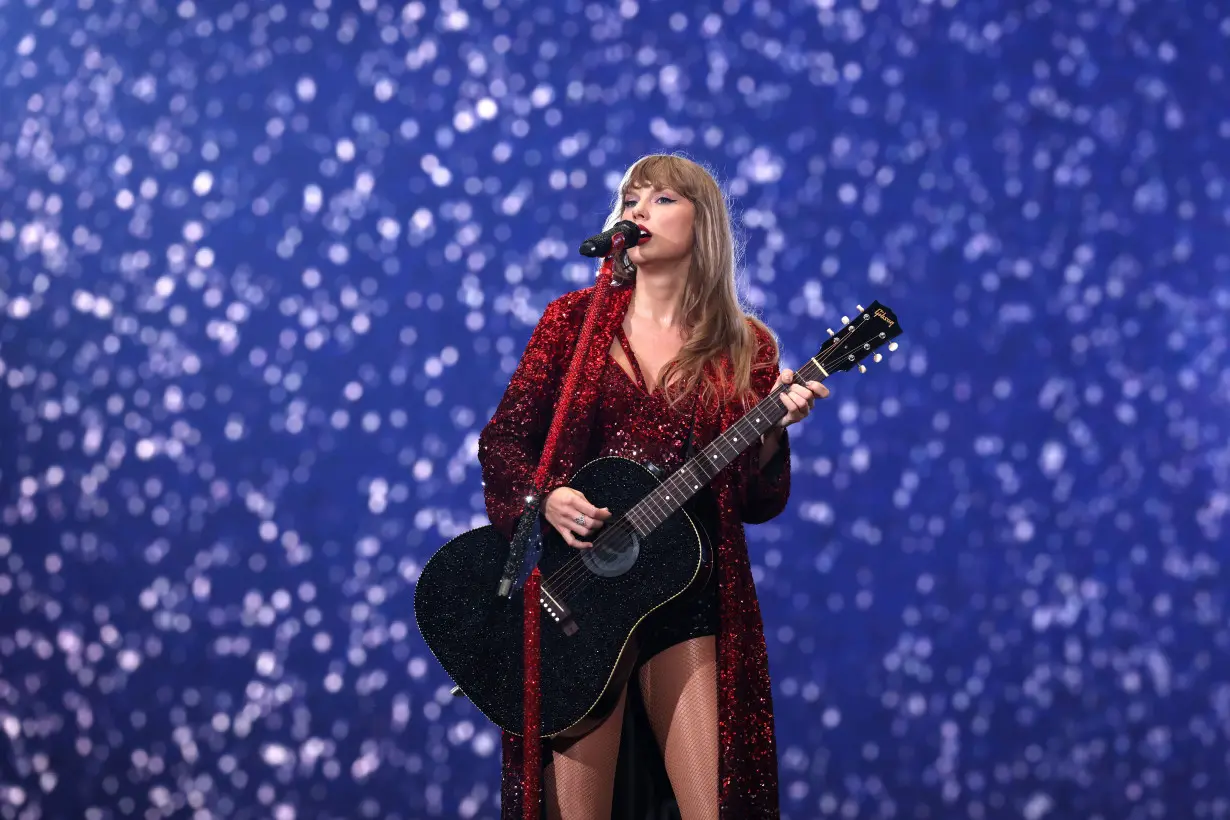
[620,185,695,269]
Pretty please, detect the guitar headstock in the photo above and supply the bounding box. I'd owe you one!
[812,301,903,375]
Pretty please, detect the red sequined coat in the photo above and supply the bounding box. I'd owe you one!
[477,283,791,818]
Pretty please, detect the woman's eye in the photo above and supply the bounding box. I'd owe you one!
[622,196,674,207]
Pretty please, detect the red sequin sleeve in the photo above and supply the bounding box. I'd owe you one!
[739,322,792,524]
[476,298,576,540]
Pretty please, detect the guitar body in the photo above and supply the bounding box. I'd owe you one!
[414,456,713,738]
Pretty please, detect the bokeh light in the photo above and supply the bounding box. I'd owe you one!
[1,1,1228,818]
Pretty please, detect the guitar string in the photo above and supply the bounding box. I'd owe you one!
[541,324,881,602]
[539,324,881,603]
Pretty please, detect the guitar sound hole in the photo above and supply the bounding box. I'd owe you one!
[579,529,640,578]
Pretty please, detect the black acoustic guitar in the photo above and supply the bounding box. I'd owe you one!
[414,301,903,738]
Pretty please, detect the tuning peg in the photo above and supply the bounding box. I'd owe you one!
[856,304,864,312]
[858,364,867,373]
[841,316,850,325]
[873,353,882,363]
[826,328,835,336]
[888,342,898,352]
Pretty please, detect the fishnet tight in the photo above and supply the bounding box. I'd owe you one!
[543,637,719,820]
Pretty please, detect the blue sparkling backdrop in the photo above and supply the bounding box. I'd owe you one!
[1,1,1228,818]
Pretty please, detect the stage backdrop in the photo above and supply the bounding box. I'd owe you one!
[1,1,1227,818]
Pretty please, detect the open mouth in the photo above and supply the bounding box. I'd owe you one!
[636,224,652,242]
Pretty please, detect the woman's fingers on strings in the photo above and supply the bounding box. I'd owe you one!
[778,371,830,401]
[779,386,817,426]
[569,507,598,534]
[573,496,610,520]
[568,515,593,539]
[797,386,826,408]
[808,380,830,399]
[562,524,592,549]
[552,493,612,546]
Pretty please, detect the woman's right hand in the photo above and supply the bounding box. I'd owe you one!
[544,487,612,549]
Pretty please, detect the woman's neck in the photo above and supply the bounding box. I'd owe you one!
[631,267,687,329]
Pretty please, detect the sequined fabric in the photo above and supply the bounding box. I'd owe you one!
[478,283,792,819]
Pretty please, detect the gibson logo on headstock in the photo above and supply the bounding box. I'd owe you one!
[874,307,895,327]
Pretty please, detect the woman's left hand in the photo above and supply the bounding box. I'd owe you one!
[774,368,830,428]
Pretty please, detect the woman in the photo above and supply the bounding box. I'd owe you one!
[477,154,830,819]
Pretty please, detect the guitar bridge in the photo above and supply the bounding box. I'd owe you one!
[539,584,578,636]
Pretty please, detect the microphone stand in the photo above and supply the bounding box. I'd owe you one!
[498,235,631,820]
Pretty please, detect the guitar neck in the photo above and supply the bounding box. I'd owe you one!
[624,357,829,535]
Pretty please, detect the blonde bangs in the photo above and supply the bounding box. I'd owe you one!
[621,154,706,203]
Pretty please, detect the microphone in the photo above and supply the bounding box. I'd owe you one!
[578,220,644,258]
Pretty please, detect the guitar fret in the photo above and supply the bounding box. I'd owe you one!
[693,456,714,480]
[625,505,648,536]
[642,489,668,528]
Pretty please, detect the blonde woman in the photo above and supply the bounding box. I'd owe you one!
[479,154,829,819]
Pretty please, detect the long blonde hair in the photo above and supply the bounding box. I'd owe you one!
[602,153,778,410]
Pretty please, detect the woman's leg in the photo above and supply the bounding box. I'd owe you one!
[636,637,720,820]
[543,685,628,820]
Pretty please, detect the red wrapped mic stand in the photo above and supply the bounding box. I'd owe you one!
[516,236,629,818]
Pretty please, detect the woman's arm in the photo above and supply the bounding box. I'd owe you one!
[476,298,576,539]
[739,325,792,525]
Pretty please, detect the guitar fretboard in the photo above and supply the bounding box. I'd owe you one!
[623,356,828,535]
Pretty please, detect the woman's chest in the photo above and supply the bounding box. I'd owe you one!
[611,321,684,394]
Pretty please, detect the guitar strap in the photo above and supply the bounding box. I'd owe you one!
[682,398,699,462]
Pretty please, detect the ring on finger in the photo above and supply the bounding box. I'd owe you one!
[574,515,586,526]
